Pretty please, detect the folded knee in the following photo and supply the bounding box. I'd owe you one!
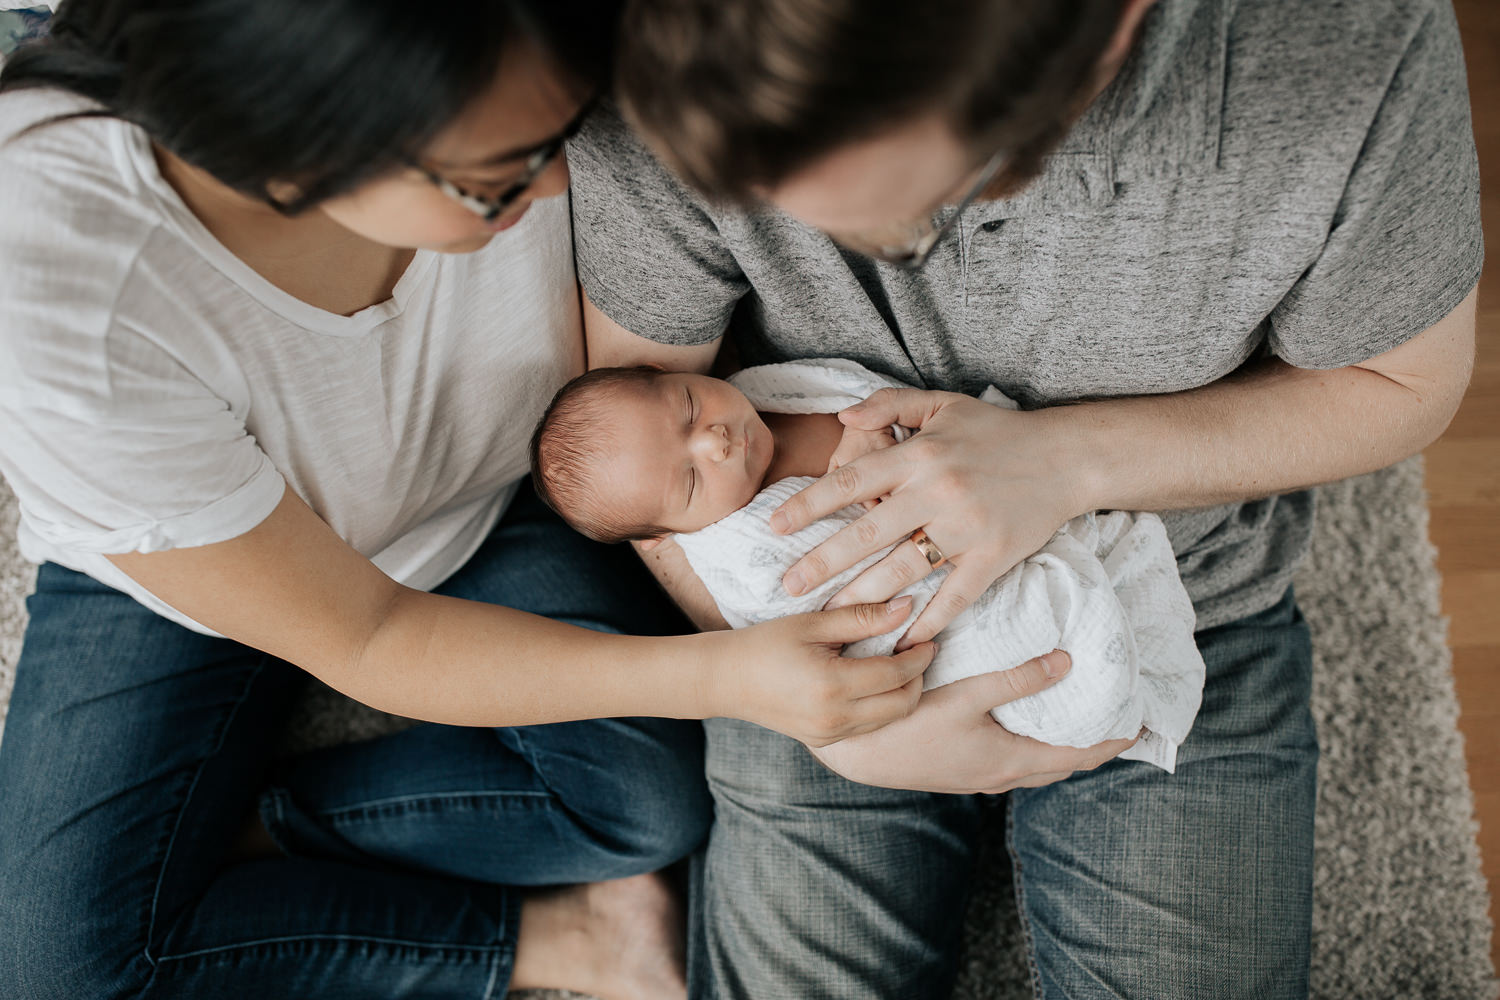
[0,862,149,1000]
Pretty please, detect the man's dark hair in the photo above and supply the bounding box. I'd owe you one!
[0,0,621,213]
[529,365,674,544]
[615,0,1124,203]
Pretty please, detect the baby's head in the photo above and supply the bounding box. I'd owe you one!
[530,366,775,543]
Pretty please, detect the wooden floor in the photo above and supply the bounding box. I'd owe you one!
[1439,0,1500,971]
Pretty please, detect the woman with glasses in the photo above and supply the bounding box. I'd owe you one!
[0,2,953,997]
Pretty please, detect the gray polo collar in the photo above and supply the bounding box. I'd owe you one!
[968,0,1227,223]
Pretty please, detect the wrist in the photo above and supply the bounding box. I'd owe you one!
[1039,405,1112,516]
[680,629,738,720]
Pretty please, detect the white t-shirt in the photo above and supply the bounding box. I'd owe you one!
[0,89,583,633]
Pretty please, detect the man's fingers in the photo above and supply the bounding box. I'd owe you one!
[783,499,918,596]
[838,387,954,431]
[1078,737,1138,770]
[769,447,904,535]
[1012,736,1138,785]
[895,565,990,649]
[825,541,934,610]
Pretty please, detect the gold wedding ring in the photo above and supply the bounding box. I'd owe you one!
[910,528,948,568]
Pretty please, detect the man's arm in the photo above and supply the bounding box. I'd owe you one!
[1065,285,1476,513]
[779,285,1478,645]
[635,536,730,632]
[583,291,721,373]
[582,289,732,628]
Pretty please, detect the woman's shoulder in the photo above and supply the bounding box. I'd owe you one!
[0,89,162,310]
[0,90,180,405]
[0,87,156,246]
[0,86,127,186]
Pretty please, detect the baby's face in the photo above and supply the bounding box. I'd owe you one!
[601,373,775,534]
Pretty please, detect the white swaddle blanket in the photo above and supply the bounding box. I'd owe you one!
[674,359,1206,772]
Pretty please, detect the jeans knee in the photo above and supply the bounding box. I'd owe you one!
[597,755,713,874]
[0,858,147,1000]
[601,805,711,876]
[703,717,834,811]
[551,718,713,876]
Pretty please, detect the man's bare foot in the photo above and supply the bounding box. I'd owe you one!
[509,870,687,1000]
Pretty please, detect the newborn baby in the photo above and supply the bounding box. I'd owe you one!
[530,358,1205,772]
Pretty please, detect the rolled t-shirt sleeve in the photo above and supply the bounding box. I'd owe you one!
[568,103,750,346]
[1268,2,1483,370]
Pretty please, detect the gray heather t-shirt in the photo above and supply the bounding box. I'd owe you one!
[569,0,1482,631]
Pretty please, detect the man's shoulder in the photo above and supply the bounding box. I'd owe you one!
[1212,0,1464,175]
[1224,0,1452,97]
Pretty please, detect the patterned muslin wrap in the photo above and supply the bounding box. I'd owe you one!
[673,359,1205,772]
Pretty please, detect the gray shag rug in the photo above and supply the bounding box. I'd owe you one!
[0,459,1494,999]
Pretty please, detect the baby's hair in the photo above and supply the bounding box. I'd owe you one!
[530,365,675,544]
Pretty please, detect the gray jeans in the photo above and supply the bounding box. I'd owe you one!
[687,588,1317,999]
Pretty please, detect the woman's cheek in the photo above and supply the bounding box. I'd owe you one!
[320,183,489,252]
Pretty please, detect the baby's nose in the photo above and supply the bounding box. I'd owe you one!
[693,424,732,462]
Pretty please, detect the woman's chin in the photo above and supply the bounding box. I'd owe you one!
[431,232,496,254]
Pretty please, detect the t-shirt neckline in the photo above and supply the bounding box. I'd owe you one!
[111,120,436,338]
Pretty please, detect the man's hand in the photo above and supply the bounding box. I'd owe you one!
[774,389,1092,647]
[708,597,936,746]
[808,651,1137,793]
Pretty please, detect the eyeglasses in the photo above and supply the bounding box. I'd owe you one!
[416,97,598,223]
[827,148,1007,269]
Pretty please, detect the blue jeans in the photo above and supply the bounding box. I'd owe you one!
[0,484,712,1000]
[689,588,1318,999]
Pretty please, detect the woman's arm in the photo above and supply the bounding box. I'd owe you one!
[107,485,932,742]
[776,285,1479,645]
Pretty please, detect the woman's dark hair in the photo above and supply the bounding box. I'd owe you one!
[616,0,1124,203]
[0,0,620,213]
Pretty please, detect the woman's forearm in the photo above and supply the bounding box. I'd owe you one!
[351,587,718,726]
[110,487,724,728]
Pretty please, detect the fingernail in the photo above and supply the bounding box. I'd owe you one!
[1041,651,1070,677]
[770,511,790,533]
[784,570,806,595]
[886,596,913,616]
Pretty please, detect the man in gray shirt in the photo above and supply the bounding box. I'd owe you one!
[570,0,1481,996]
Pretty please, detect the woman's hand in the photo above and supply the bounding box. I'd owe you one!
[808,651,1137,793]
[772,388,1094,648]
[707,597,936,747]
